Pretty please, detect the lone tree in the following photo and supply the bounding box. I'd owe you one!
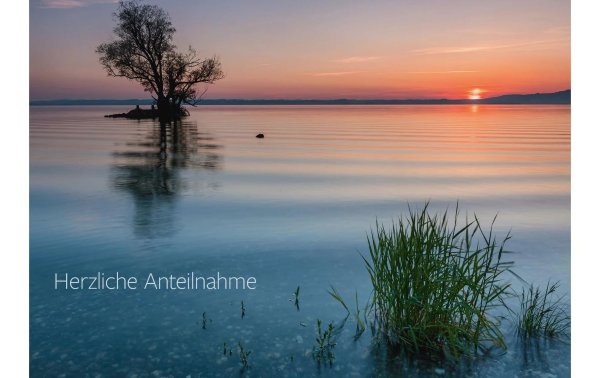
[97,0,224,120]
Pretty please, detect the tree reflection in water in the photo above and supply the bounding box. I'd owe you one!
[111,120,222,239]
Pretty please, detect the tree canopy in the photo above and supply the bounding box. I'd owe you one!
[97,0,224,119]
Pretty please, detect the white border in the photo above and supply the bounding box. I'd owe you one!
[572,0,600,376]
[1,0,29,375]
[3,0,596,376]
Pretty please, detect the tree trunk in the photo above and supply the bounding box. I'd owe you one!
[157,98,172,121]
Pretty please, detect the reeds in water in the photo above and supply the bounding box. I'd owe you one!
[313,319,336,365]
[364,203,513,358]
[516,281,570,338]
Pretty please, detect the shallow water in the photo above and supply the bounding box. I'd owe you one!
[30,105,570,377]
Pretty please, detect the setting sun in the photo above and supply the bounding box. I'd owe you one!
[469,88,482,100]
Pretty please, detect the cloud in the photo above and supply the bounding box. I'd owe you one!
[308,71,359,77]
[412,39,568,55]
[403,70,479,74]
[335,56,382,63]
[39,0,116,9]
[543,26,571,36]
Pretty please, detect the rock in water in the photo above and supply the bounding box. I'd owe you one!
[256,133,265,138]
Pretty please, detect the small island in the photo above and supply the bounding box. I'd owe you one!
[104,105,159,119]
[96,1,224,121]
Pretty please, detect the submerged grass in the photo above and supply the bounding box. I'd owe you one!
[516,281,570,338]
[364,203,513,358]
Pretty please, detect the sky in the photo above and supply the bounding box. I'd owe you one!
[30,0,570,100]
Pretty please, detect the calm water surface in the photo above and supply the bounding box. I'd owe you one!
[30,105,570,377]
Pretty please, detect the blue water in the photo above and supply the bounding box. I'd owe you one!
[30,105,570,377]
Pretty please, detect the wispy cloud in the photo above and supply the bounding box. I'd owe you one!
[335,56,382,64]
[39,0,116,9]
[308,71,359,77]
[412,39,568,55]
[403,70,479,74]
[543,26,570,36]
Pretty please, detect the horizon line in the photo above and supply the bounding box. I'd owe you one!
[30,89,570,104]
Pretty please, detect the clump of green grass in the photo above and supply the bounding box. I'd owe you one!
[196,311,211,329]
[312,319,336,365]
[223,341,233,356]
[201,312,208,330]
[516,281,570,338]
[238,341,251,370]
[364,203,513,358]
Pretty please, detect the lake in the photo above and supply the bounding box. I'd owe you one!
[30,105,570,377]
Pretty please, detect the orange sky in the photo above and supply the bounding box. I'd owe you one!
[30,0,570,100]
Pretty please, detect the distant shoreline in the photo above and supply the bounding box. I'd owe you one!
[30,89,570,106]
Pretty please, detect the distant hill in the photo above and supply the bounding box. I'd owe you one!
[477,90,570,104]
[29,90,570,106]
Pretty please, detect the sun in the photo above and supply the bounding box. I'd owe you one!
[468,88,482,100]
